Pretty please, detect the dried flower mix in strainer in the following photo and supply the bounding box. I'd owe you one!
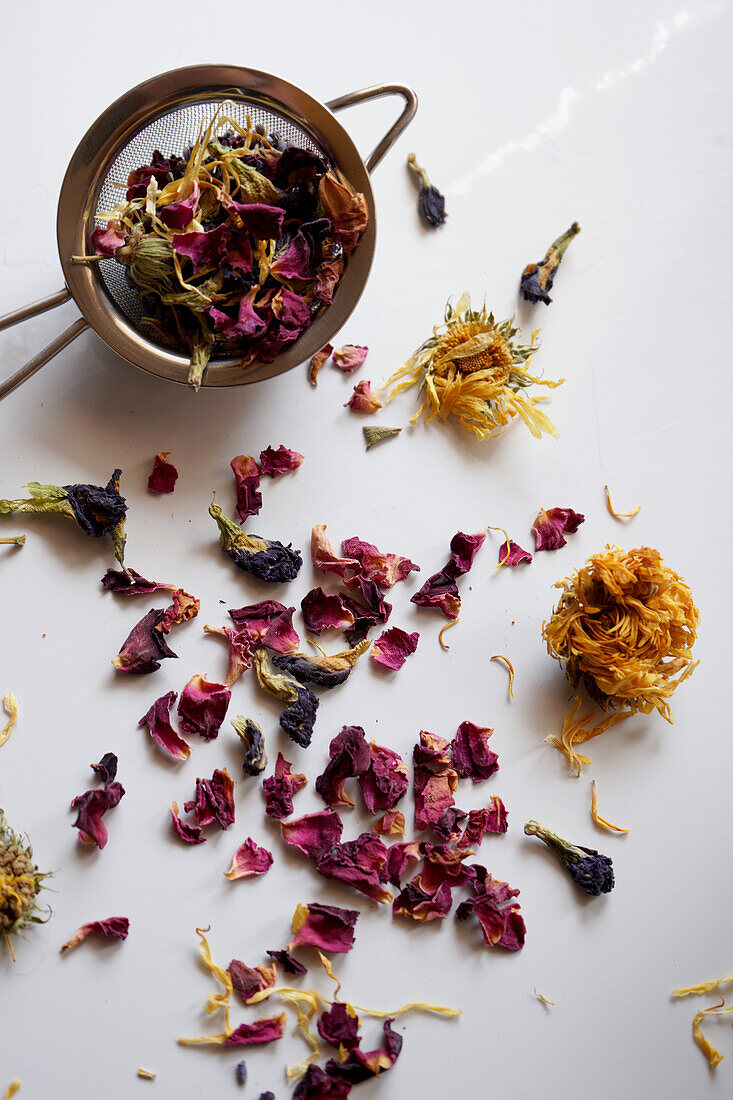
[77,112,368,388]
[383,294,562,440]
[543,545,699,773]
[0,814,50,960]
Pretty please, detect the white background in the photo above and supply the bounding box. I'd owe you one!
[1,2,731,1097]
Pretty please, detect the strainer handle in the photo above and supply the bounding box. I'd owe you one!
[0,288,72,332]
[326,84,418,173]
[0,317,90,402]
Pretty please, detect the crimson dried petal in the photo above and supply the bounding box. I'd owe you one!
[230,455,262,524]
[267,949,307,976]
[259,444,304,478]
[357,742,409,814]
[311,524,360,579]
[209,292,267,340]
[532,507,585,551]
[269,226,318,281]
[393,880,453,922]
[370,627,419,671]
[184,768,235,829]
[271,287,312,330]
[112,607,178,674]
[498,539,533,566]
[326,1020,402,1084]
[413,731,458,831]
[340,537,419,591]
[91,220,125,257]
[157,587,200,634]
[71,782,125,849]
[261,606,300,654]
[449,530,486,573]
[204,625,255,685]
[295,1065,352,1100]
[61,916,130,952]
[262,752,307,819]
[411,530,485,619]
[225,199,286,240]
[281,809,344,860]
[342,579,392,646]
[224,838,274,880]
[139,691,190,761]
[344,381,382,414]
[169,800,205,844]
[229,599,290,635]
[101,567,177,595]
[332,345,369,374]
[90,752,118,784]
[315,833,392,904]
[224,1015,287,1047]
[301,588,355,635]
[172,223,230,274]
[456,868,525,951]
[433,807,468,841]
[459,798,508,847]
[384,841,421,888]
[317,1003,360,1050]
[288,902,359,953]
[372,810,405,836]
[158,182,200,229]
[225,230,254,273]
[315,725,370,807]
[177,675,231,741]
[415,843,476,893]
[451,720,499,781]
[228,960,277,1004]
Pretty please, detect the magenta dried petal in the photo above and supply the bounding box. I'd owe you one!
[331,345,369,374]
[225,199,286,240]
[157,587,200,635]
[393,879,453,922]
[459,798,508,847]
[177,675,231,741]
[433,807,468,841]
[451,720,499,781]
[342,578,392,646]
[204,625,255,685]
[413,731,458,832]
[384,841,421,888]
[340,537,419,590]
[450,530,486,574]
[228,600,290,634]
[326,1019,402,1084]
[267,948,308,976]
[532,507,585,551]
[169,801,206,844]
[295,1064,353,1099]
[370,627,419,671]
[271,287,312,330]
[311,524,360,580]
[223,1015,286,1047]
[262,752,307,819]
[456,869,525,951]
[101,567,177,595]
[410,568,461,619]
[139,691,190,761]
[172,223,230,274]
[301,588,355,635]
[314,833,392,904]
[224,837,274,880]
[269,229,316,281]
[159,182,200,229]
[61,916,130,952]
[498,539,533,566]
[415,842,475,892]
[344,380,382,414]
[112,607,178,674]
[228,960,277,1004]
[357,742,409,814]
[209,292,267,340]
[261,606,300,654]
[259,444,304,477]
[281,809,343,860]
[184,768,235,830]
[90,752,118,784]
[315,725,370,808]
[70,782,125,849]
[225,230,254,273]
[317,1003,360,1050]
[288,902,359,953]
[91,221,126,257]
[230,454,262,524]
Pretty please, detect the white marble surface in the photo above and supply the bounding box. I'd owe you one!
[1,2,732,1097]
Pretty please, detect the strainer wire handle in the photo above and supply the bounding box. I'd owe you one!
[0,288,72,332]
[326,84,418,173]
[0,317,90,402]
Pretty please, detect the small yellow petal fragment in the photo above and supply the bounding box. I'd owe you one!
[3,1083,20,1100]
[604,485,641,520]
[0,693,18,748]
[137,1069,156,1080]
[590,780,629,834]
[491,654,515,698]
[291,903,309,936]
[692,999,733,1068]
[438,619,459,650]
[533,988,554,1006]
[317,950,342,999]
[673,972,733,998]
[351,1000,460,1020]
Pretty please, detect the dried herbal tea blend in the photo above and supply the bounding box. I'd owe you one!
[77,111,368,388]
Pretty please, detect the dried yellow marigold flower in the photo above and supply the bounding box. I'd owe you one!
[0,815,50,960]
[543,546,699,772]
[383,294,563,441]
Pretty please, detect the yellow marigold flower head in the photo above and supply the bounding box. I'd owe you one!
[382,293,563,441]
[0,815,50,960]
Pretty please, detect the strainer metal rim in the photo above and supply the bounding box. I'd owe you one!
[57,65,379,387]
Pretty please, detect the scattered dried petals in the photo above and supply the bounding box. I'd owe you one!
[301,588,355,635]
[259,445,304,477]
[371,627,419,671]
[224,838,274,880]
[288,902,359,954]
[532,507,585,552]
[341,537,419,590]
[231,455,263,524]
[147,452,178,494]
[71,782,125,849]
[344,381,382,414]
[363,426,401,451]
[177,675,231,741]
[372,810,405,836]
[315,725,370,807]
[451,721,498,782]
[170,801,206,844]
[139,691,190,761]
[0,692,18,748]
[61,916,129,953]
[332,345,368,374]
[308,345,333,386]
[491,654,515,697]
[185,769,235,830]
[604,485,641,520]
[263,753,307,819]
[590,780,629,834]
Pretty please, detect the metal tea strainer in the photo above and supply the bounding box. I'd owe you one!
[0,65,417,401]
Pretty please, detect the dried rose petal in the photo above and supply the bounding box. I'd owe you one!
[228,960,277,1004]
[498,539,533,566]
[266,949,307,976]
[112,608,178,674]
[372,810,405,836]
[203,625,255,685]
[269,220,325,281]
[71,782,125,849]
[393,880,453,922]
[451,720,499,781]
[184,768,235,829]
[224,1014,287,1047]
[90,752,117,784]
[271,287,312,330]
[262,753,307,819]
[261,606,300,654]
[294,1065,352,1099]
[413,731,458,832]
[231,455,262,524]
[158,182,200,228]
[318,173,368,256]
[317,1003,360,1050]
[340,537,419,590]
[226,200,286,240]
[281,809,344,860]
[177,675,231,741]
[146,451,178,494]
[433,807,468,841]
[459,798,508,847]
[326,1020,402,1084]
[228,599,290,636]
[344,381,382,414]
[532,507,585,551]
[209,292,266,340]
[224,838,274,880]
[61,916,129,953]
[157,588,200,633]
[311,524,360,579]
[411,530,485,620]
[450,531,486,573]
[139,691,190,761]
[358,742,409,814]
[91,220,125,256]
[287,902,359,953]
[315,833,392,904]
[342,579,392,646]
[415,842,475,893]
[308,344,333,386]
[370,627,419,671]
[301,588,355,635]
[315,725,370,807]
[169,800,205,844]
[101,567,177,596]
[332,345,369,374]
[259,445,304,477]
[172,223,230,274]
[384,841,421,888]
[455,868,525,951]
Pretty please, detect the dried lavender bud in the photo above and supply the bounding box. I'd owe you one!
[407,153,447,228]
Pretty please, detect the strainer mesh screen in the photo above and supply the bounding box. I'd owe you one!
[93,96,331,356]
